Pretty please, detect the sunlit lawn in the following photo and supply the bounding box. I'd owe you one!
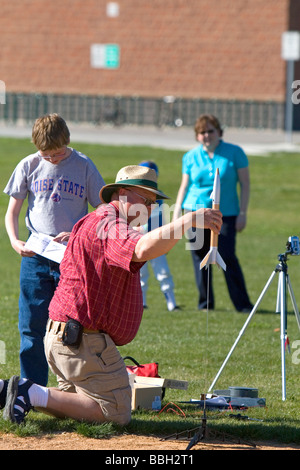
[1,136,300,443]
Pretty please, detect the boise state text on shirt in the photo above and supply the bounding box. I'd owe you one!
[31,177,85,199]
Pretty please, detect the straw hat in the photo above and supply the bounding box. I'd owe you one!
[99,165,169,203]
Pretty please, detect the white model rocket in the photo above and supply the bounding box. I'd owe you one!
[200,168,226,271]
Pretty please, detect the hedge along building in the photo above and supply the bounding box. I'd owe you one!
[0,0,299,130]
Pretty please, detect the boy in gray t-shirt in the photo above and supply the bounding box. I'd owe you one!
[3,113,105,386]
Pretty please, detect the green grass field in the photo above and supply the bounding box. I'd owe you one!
[1,136,300,444]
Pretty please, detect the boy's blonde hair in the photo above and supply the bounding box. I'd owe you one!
[32,113,70,151]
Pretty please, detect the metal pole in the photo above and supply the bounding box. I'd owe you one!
[279,271,287,401]
[285,60,295,143]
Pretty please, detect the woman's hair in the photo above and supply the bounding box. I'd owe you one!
[194,114,223,138]
[32,113,70,151]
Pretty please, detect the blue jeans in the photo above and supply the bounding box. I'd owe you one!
[18,254,60,385]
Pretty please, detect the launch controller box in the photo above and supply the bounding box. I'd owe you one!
[130,376,188,410]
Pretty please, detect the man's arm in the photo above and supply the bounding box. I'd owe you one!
[132,207,222,262]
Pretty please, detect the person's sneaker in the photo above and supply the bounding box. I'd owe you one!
[168,305,181,311]
[0,380,8,409]
[164,291,179,312]
[3,376,34,424]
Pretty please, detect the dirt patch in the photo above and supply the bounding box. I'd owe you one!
[0,433,299,451]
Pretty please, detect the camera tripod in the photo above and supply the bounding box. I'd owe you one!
[208,249,300,401]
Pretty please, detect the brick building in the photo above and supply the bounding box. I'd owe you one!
[0,0,299,129]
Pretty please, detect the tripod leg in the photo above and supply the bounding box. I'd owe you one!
[208,270,277,392]
[287,275,300,332]
[279,273,300,402]
[279,271,287,401]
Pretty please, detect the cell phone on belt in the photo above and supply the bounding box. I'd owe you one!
[62,318,83,348]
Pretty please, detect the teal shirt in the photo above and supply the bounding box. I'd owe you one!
[182,140,248,216]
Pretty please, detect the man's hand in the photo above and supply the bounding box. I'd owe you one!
[53,232,71,243]
[193,208,222,233]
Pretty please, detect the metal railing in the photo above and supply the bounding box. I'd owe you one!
[0,92,286,130]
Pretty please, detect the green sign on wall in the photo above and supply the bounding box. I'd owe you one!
[91,44,120,69]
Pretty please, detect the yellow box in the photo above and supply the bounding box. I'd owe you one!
[131,384,162,410]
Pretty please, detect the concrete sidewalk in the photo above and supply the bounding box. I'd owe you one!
[0,121,300,155]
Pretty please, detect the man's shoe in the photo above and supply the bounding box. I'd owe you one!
[0,380,8,409]
[3,376,33,424]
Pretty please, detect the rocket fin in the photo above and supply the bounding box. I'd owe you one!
[200,249,226,271]
[216,251,226,271]
[200,249,215,270]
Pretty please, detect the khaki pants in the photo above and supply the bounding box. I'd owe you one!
[44,320,131,425]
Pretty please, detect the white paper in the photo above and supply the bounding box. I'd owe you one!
[25,232,67,263]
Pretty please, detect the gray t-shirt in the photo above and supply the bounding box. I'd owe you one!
[4,148,105,236]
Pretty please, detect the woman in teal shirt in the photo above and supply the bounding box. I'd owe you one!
[173,114,253,312]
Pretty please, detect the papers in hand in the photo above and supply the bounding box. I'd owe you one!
[25,232,67,263]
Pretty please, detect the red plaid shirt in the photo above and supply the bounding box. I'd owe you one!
[49,202,145,345]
